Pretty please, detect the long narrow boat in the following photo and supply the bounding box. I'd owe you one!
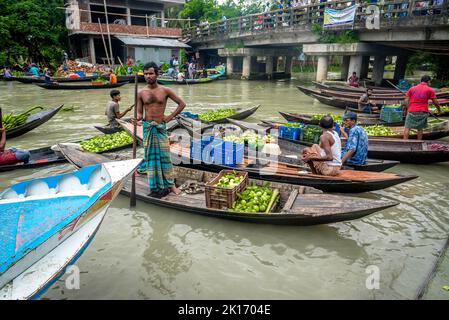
[279,111,404,127]
[0,135,134,173]
[312,81,449,99]
[227,119,400,172]
[0,159,141,299]
[58,145,398,226]
[158,77,215,85]
[117,120,416,193]
[6,105,63,139]
[36,82,126,90]
[259,120,449,164]
[14,76,96,84]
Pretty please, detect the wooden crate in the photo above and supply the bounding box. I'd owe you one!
[205,170,248,209]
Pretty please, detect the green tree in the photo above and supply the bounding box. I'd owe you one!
[0,0,68,67]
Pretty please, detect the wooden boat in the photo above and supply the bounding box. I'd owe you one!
[117,120,416,193]
[0,158,140,299]
[260,120,449,164]
[158,77,215,85]
[0,135,134,173]
[313,81,449,99]
[13,76,96,84]
[178,105,260,126]
[94,118,179,135]
[279,111,404,127]
[6,105,63,139]
[58,145,398,226]
[36,82,126,90]
[227,119,400,172]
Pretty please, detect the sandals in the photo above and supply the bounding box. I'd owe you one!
[179,180,205,194]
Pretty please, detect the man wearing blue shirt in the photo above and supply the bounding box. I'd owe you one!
[340,112,369,165]
[29,64,39,76]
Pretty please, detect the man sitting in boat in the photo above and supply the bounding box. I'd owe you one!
[4,67,12,79]
[109,70,118,84]
[358,88,379,113]
[301,116,342,176]
[132,62,186,197]
[403,75,442,140]
[340,112,369,166]
[348,72,359,87]
[105,90,133,129]
[0,127,30,165]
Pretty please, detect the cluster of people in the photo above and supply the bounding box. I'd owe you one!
[164,55,208,82]
[301,112,368,176]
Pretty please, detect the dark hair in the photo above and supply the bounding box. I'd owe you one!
[144,62,159,75]
[110,89,120,98]
[319,115,334,129]
[421,75,431,83]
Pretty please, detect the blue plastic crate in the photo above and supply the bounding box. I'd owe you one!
[279,125,301,140]
[380,107,403,123]
[190,136,215,162]
[211,139,244,167]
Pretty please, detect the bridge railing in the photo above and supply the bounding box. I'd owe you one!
[183,0,448,41]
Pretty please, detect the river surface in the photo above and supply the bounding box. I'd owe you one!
[1,75,448,300]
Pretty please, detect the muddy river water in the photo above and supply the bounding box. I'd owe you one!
[1,76,448,300]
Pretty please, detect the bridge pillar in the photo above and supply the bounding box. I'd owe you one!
[226,57,234,76]
[316,56,329,82]
[266,56,273,79]
[285,56,293,76]
[393,55,409,83]
[372,55,386,86]
[242,56,251,80]
[341,56,350,81]
[348,55,363,79]
[360,56,370,80]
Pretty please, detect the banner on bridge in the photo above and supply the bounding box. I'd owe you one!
[323,5,358,28]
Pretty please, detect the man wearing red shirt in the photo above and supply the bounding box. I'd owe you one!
[404,75,441,140]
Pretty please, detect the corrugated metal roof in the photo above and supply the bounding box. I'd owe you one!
[115,36,191,48]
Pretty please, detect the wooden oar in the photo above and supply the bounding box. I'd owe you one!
[130,74,138,207]
[0,108,3,129]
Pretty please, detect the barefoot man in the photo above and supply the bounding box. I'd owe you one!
[133,62,186,197]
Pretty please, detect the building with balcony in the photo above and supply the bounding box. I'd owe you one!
[65,0,188,66]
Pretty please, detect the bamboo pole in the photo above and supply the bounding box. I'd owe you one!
[103,0,114,67]
[130,74,138,207]
[146,14,149,37]
[98,18,111,68]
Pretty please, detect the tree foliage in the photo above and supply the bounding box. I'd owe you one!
[179,0,263,23]
[0,0,68,67]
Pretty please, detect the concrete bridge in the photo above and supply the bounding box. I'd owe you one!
[182,0,449,83]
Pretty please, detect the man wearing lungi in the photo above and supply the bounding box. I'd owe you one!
[403,75,441,140]
[132,62,186,197]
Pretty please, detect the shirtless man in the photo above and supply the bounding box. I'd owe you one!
[132,62,186,197]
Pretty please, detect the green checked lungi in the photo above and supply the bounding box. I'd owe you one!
[139,120,174,192]
[405,112,428,129]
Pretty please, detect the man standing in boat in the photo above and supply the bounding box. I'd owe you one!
[403,75,441,140]
[301,116,342,176]
[340,112,369,166]
[132,62,186,197]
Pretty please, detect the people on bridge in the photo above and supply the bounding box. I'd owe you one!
[348,72,360,87]
[403,75,441,140]
[340,112,369,166]
[358,88,379,113]
[0,127,30,166]
[105,90,133,129]
[301,116,342,176]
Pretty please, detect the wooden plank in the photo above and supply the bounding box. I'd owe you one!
[282,189,298,211]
